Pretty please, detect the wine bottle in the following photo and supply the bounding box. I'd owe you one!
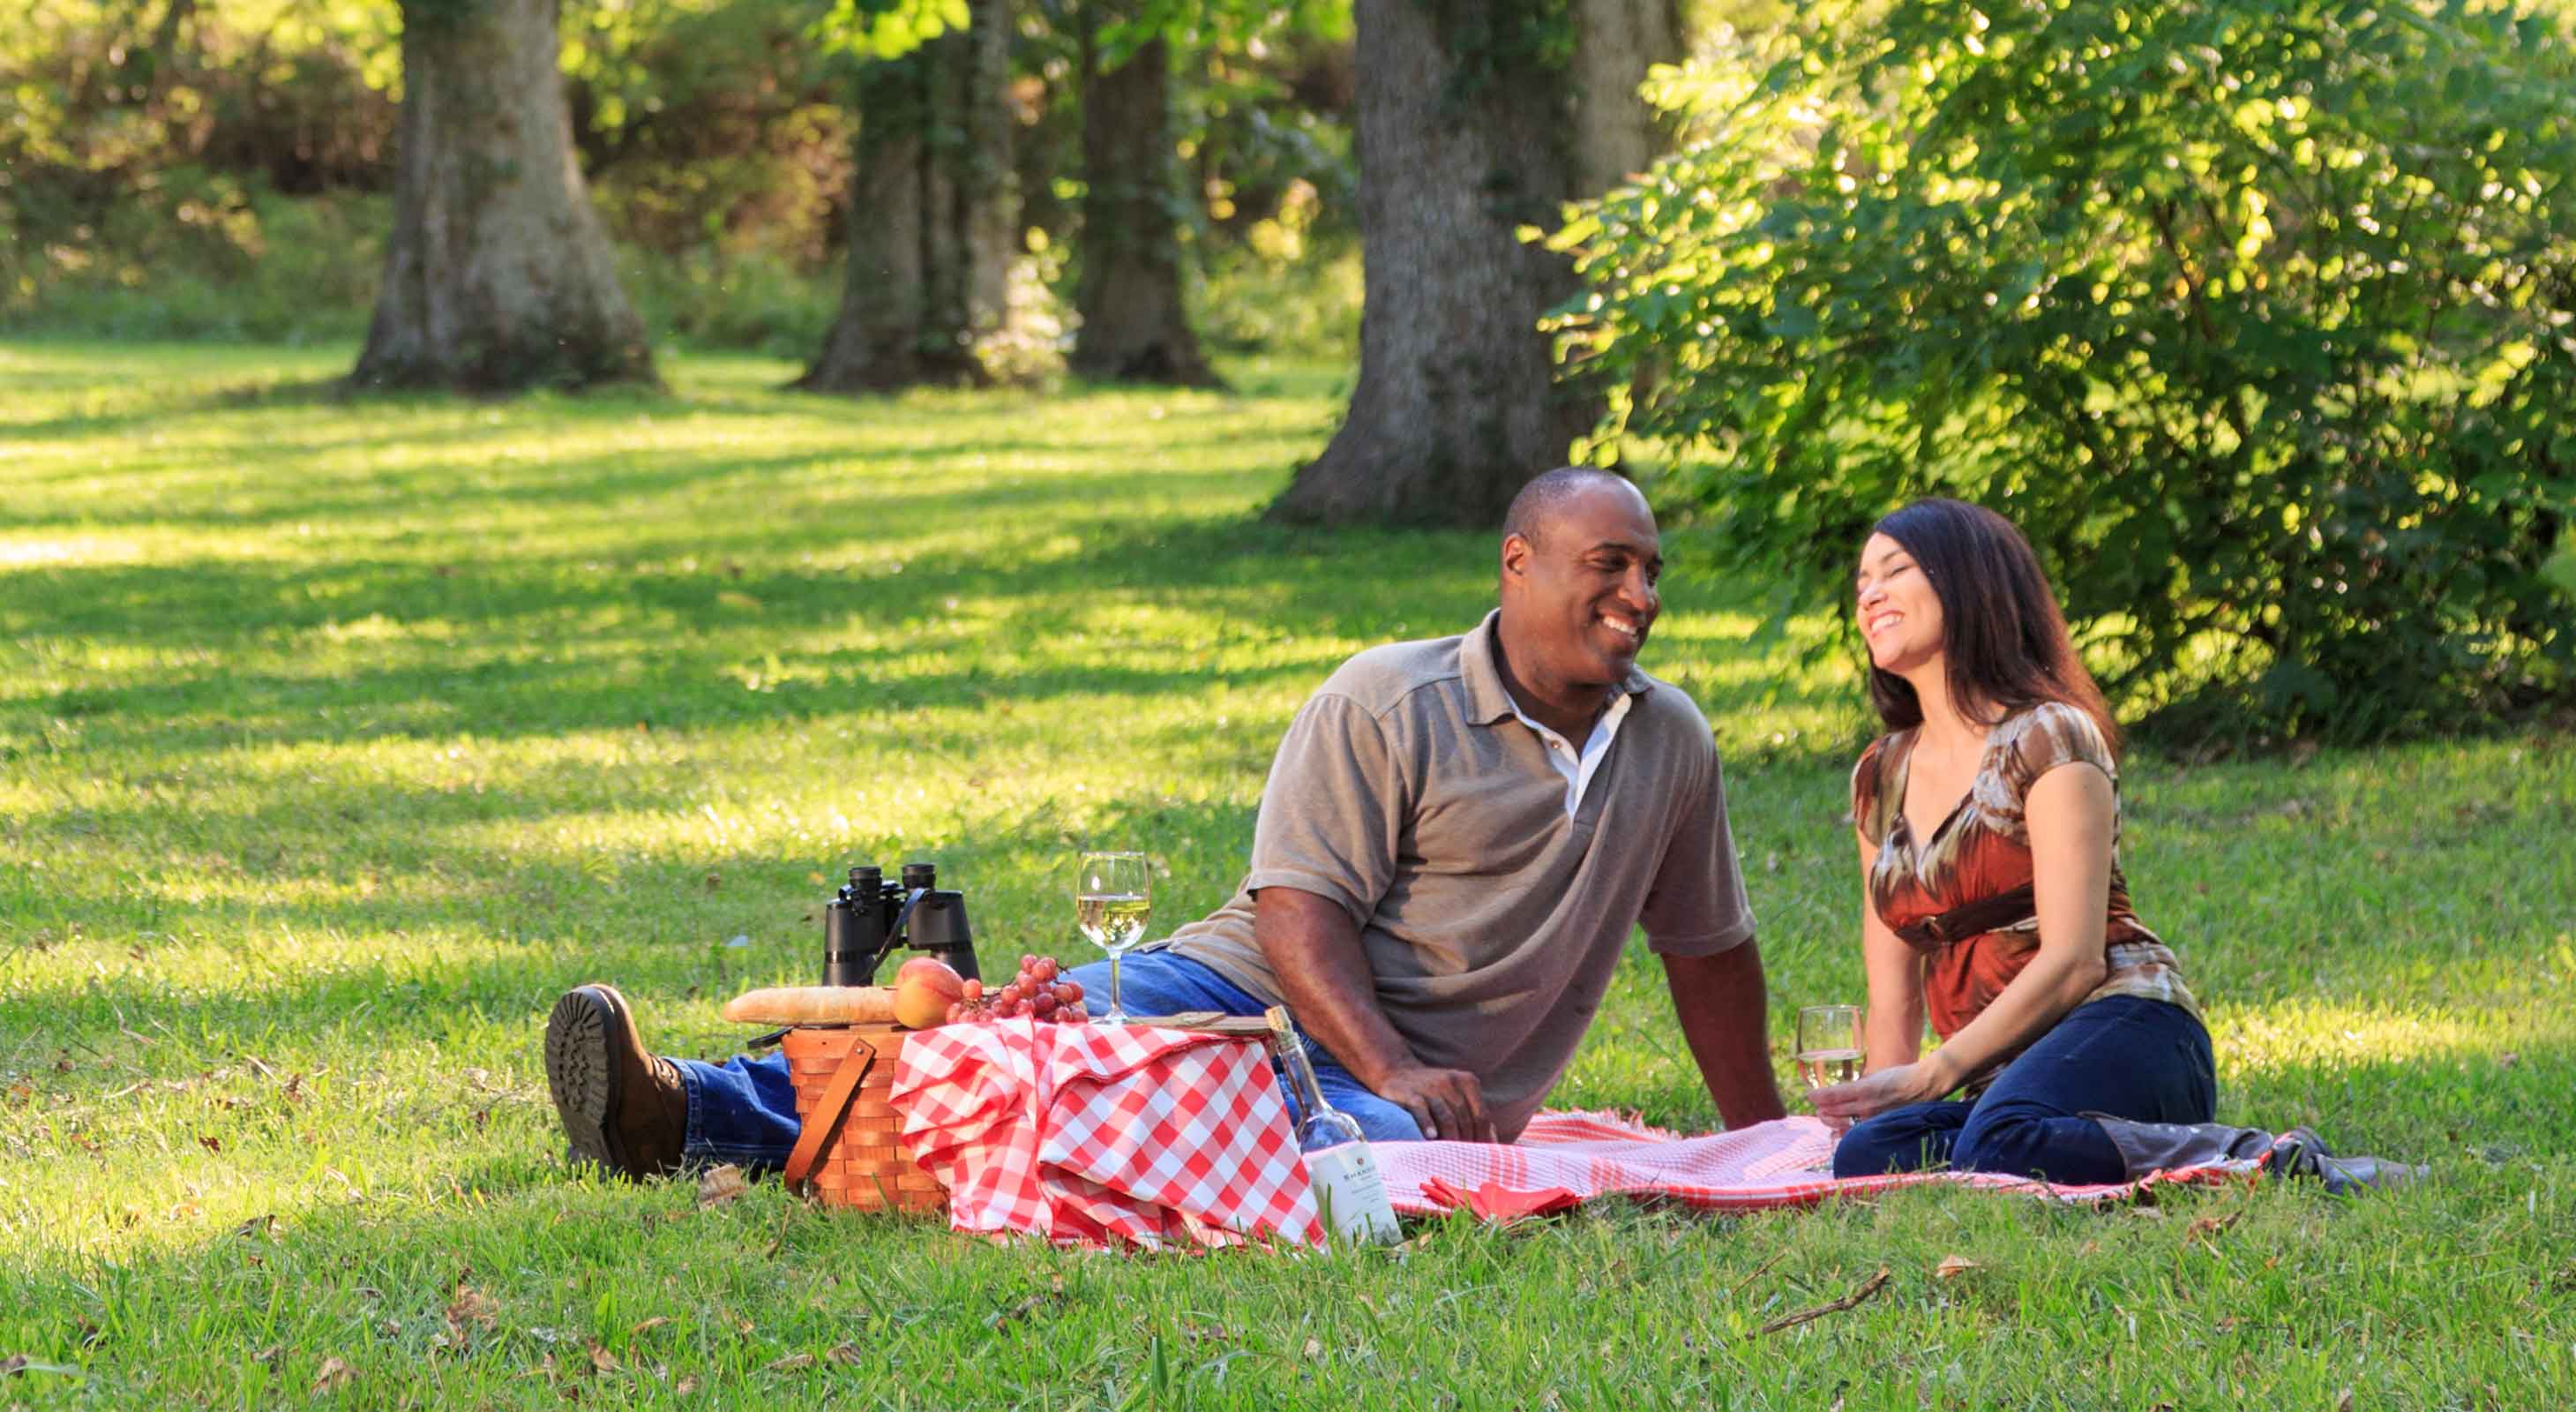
[1265,1006,1400,1244]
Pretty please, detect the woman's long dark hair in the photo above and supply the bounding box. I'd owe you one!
[1864,499,2119,754]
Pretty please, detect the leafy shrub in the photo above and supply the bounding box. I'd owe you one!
[1555,0,2576,741]
[1199,235,1362,362]
[617,244,837,357]
[2,181,386,343]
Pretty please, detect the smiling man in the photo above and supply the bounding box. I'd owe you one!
[1131,465,1789,1142]
[543,466,1782,1176]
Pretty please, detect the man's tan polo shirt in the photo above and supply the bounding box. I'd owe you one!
[1159,610,1756,1139]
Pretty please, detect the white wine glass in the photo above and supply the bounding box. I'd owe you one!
[1075,851,1151,1024]
[1795,1004,1863,1091]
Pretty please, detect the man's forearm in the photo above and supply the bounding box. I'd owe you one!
[1252,886,1416,1088]
[1663,940,1788,1129]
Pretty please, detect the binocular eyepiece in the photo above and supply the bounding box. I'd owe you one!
[821,860,980,986]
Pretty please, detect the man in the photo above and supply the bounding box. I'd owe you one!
[543,468,1784,1176]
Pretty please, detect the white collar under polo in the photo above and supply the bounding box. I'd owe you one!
[1505,689,1635,817]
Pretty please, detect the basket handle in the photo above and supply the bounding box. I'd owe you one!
[783,1033,880,1195]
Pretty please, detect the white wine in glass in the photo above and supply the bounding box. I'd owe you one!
[1075,851,1151,1024]
[1795,1004,1864,1089]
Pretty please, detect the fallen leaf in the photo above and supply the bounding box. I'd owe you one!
[1302,1338,1323,1361]
[2335,1391,2353,1412]
[586,1341,618,1374]
[2499,1052,2520,1069]
[1933,1254,1980,1281]
[446,1284,498,1334]
[826,1342,862,1367]
[697,1165,748,1209]
[627,1317,670,1338]
[2185,1210,2243,1246]
[677,1375,700,1395]
[310,1356,354,1394]
[232,1214,276,1239]
[766,1353,814,1372]
[198,1134,222,1154]
[252,1346,281,1365]
[2124,1205,2167,1220]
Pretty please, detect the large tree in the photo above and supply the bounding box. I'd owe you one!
[354,0,656,392]
[797,0,1024,392]
[1268,0,1676,526]
[1068,5,1220,387]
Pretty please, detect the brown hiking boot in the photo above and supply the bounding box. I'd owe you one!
[544,984,688,1179]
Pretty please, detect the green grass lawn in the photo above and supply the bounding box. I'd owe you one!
[2,340,2570,1408]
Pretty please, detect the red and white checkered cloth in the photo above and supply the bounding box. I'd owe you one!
[892,1018,1323,1249]
[1371,1110,2249,1220]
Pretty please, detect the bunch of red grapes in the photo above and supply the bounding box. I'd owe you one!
[946,954,1088,1023]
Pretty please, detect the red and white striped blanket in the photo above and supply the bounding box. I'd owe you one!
[1372,1111,2250,1220]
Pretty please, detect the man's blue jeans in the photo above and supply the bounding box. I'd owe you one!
[672,950,1425,1169]
[1829,995,2215,1184]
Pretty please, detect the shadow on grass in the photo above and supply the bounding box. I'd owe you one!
[4,516,1503,755]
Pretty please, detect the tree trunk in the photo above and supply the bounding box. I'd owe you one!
[354,0,655,392]
[1070,16,1219,387]
[1267,0,1677,527]
[1569,0,1677,195]
[797,0,1023,392]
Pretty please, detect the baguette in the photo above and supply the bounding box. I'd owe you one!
[722,986,899,1026]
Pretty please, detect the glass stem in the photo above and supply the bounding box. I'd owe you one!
[1106,950,1126,1024]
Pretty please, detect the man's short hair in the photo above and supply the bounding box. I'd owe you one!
[1501,466,1636,547]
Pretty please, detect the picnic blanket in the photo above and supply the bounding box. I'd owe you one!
[1371,1109,2252,1220]
[893,1021,2250,1247]
[893,1018,1322,1249]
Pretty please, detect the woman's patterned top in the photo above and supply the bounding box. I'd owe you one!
[1852,702,2198,1082]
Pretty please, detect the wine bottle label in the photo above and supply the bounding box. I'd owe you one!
[1304,1144,1400,1244]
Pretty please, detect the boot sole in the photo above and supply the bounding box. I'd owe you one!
[544,988,633,1177]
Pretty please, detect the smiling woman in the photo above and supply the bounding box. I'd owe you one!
[1814,499,2420,1193]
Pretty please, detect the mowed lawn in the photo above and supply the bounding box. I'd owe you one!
[1,341,2570,1408]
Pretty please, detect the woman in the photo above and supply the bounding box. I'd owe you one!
[1810,499,2415,1190]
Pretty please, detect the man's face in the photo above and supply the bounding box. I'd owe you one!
[1501,484,1664,687]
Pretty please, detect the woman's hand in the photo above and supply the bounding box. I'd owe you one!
[1808,1058,1949,1134]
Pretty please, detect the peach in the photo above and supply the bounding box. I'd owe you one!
[892,957,965,1029]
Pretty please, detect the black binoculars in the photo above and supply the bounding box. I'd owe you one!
[821,861,981,986]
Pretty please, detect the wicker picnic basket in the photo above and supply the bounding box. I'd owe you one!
[779,1023,946,1214]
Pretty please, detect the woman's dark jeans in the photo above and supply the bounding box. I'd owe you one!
[1830,995,2215,1184]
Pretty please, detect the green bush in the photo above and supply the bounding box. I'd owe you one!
[617,244,838,358]
[1555,0,2576,742]
[2,181,386,343]
[1199,236,1362,362]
